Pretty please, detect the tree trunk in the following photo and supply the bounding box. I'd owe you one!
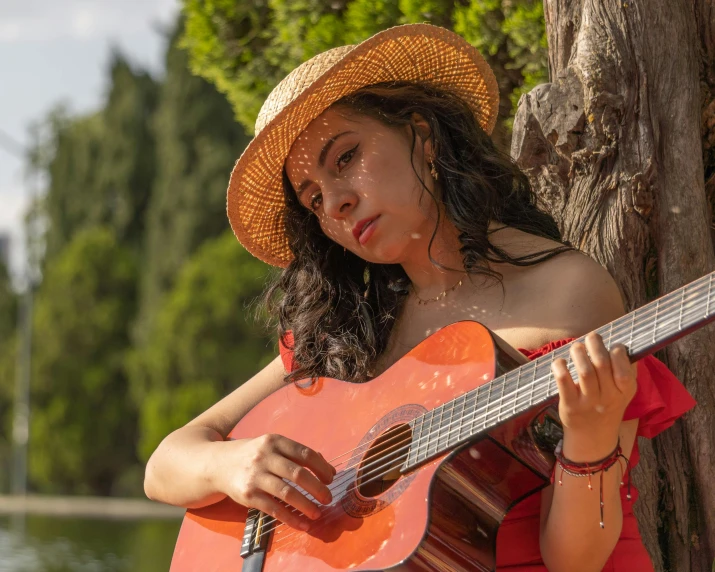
[511,1,715,569]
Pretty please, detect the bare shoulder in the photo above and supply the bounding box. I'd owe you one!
[529,248,626,336]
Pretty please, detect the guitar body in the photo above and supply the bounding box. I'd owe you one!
[171,322,559,571]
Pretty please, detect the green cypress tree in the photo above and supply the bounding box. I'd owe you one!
[0,258,17,493]
[97,52,159,248]
[30,228,138,495]
[40,54,158,261]
[180,0,548,141]
[132,232,273,461]
[135,20,251,343]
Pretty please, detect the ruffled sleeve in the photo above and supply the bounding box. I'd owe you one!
[518,338,697,439]
[623,354,696,438]
[278,331,297,373]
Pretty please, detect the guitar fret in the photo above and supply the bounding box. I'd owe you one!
[457,392,469,444]
[401,272,715,472]
[678,286,686,331]
[472,385,486,433]
[483,379,494,429]
[429,404,443,457]
[408,416,425,466]
[440,397,455,450]
[418,409,434,462]
[628,309,637,349]
[607,321,614,349]
[653,299,660,343]
[529,363,537,407]
[461,391,471,439]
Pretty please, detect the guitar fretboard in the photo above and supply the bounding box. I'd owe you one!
[404,272,714,469]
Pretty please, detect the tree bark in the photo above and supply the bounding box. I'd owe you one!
[511,1,715,569]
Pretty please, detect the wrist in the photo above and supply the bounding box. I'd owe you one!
[201,438,226,493]
[561,429,619,463]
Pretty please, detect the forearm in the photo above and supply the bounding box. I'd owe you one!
[144,425,237,508]
[540,432,624,572]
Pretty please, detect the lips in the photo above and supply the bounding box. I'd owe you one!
[352,216,379,243]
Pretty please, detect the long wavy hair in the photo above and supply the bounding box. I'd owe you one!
[265,82,571,383]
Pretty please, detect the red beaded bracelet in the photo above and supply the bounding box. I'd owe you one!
[554,439,632,528]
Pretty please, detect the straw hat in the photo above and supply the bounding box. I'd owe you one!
[227,23,499,267]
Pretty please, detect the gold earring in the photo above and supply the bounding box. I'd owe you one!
[429,159,438,180]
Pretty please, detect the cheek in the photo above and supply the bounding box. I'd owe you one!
[316,217,349,245]
[361,152,428,208]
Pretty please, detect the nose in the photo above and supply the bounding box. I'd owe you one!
[322,186,357,219]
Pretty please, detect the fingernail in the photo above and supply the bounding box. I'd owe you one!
[312,508,321,520]
[300,521,310,531]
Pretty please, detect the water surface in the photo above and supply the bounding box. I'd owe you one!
[0,514,181,571]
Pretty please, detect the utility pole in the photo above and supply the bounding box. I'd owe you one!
[11,285,32,495]
[8,124,41,497]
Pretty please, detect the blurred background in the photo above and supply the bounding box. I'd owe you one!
[0,1,547,569]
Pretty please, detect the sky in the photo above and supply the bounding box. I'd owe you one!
[0,0,180,280]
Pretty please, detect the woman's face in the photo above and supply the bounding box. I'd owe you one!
[284,107,439,265]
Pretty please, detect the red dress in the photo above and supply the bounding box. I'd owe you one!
[278,335,696,571]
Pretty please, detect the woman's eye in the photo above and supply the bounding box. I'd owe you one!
[309,193,323,211]
[336,145,358,170]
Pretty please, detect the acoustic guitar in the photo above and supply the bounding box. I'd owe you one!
[170,271,714,572]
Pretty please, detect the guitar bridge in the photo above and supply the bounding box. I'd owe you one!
[241,508,271,560]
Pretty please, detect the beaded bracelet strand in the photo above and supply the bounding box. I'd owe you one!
[554,439,632,529]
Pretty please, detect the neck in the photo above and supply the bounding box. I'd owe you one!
[401,220,503,298]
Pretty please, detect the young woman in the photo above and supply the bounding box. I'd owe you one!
[144,24,695,571]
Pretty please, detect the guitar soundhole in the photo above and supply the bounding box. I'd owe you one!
[357,423,412,498]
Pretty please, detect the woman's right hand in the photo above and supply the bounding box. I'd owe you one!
[212,434,337,531]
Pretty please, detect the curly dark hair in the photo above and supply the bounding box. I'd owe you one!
[265,82,571,383]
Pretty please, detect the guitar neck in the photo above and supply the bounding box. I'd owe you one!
[404,271,715,470]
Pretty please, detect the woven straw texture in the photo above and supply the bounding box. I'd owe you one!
[227,24,499,267]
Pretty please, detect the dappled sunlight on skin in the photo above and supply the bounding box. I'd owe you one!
[283,107,462,281]
[284,106,586,373]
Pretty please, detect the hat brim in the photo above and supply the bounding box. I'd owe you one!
[227,24,499,268]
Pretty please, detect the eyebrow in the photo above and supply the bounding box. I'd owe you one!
[295,131,356,197]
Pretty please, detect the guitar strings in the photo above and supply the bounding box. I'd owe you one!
[318,274,712,471]
[267,299,709,552]
[315,277,713,485]
[253,284,713,546]
[264,304,709,552]
[251,278,713,546]
[257,287,713,547]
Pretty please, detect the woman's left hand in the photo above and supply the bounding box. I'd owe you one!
[551,332,638,461]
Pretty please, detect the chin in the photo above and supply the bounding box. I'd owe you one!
[359,244,407,265]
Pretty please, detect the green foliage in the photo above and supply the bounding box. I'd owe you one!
[181,0,548,135]
[96,53,159,247]
[16,4,551,497]
[0,333,16,493]
[454,0,547,128]
[130,232,274,461]
[341,0,399,43]
[181,0,282,133]
[398,0,452,26]
[0,257,16,343]
[135,20,251,343]
[40,55,158,261]
[30,228,138,495]
[0,259,17,493]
